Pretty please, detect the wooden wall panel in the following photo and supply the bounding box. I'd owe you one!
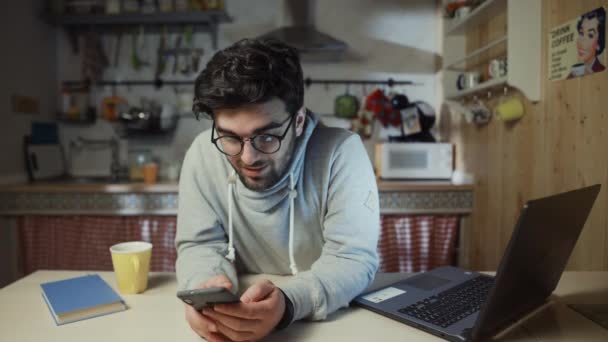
[452,0,608,271]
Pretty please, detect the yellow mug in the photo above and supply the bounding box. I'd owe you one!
[495,97,525,122]
[110,241,153,294]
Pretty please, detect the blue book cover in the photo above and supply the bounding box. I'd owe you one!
[40,274,127,325]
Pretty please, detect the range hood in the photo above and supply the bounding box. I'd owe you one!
[259,0,348,61]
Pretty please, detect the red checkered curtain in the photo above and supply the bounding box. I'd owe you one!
[378,215,459,273]
[18,216,177,274]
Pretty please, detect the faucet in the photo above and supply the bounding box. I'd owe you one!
[70,136,124,181]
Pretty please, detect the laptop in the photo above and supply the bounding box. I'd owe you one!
[353,184,601,341]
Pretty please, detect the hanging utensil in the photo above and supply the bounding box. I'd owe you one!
[113,32,122,67]
[130,26,150,71]
[172,35,182,74]
[130,30,140,71]
[180,26,193,75]
[191,48,203,72]
[137,26,151,67]
[155,26,168,78]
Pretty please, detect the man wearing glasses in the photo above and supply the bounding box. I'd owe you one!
[176,38,379,342]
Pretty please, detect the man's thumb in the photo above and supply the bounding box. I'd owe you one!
[240,280,275,303]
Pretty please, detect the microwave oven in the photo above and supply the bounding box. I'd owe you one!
[375,143,454,179]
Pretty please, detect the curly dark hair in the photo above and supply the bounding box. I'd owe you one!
[193,38,304,120]
[577,7,606,56]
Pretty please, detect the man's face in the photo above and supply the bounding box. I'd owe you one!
[214,99,304,191]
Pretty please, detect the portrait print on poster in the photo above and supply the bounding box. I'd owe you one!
[549,7,606,81]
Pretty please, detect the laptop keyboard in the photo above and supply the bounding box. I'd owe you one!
[398,275,494,328]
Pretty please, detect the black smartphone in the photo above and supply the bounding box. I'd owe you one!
[176,287,240,311]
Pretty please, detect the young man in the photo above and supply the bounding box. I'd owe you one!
[176,38,380,342]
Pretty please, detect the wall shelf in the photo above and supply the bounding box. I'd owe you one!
[445,36,507,71]
[445,76,507,100]
[445,0,507,35]
[442,0,541,102]
[47,10,232,50]
[50,10,230,26]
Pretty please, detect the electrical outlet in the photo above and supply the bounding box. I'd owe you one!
[11,94,40,114]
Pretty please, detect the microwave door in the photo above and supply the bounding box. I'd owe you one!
[385,148,430,179]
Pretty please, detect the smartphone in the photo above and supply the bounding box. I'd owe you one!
[177,287,240,311]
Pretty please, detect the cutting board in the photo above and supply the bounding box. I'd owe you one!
[25,144,65,181]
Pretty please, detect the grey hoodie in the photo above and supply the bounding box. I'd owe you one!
[175,111,380,323]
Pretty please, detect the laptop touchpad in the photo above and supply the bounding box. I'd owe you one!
[403,274,451,291]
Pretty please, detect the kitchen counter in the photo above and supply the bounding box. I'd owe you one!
[0,180,476,271]
[0,180,473,193]
[0,181,180,193]
[0,179,473,216]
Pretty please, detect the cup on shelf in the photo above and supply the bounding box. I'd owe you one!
[488,58,508,79]
[457,72,480,90]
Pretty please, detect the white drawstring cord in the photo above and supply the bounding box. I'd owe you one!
[225,170,298,274]
[226,171,237,263]
[288,173,299,275]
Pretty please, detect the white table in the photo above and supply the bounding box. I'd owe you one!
[1,271,607,341]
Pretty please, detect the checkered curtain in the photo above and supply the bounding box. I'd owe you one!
[17,214,459,275]
[18,216,177,274]
[378,215,459,272]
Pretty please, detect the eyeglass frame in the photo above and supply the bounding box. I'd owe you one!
[210,113,297,156]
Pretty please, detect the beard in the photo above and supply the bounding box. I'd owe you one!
[237,164,281,191]
[231,132,297,191]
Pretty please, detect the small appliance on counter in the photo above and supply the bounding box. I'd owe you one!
[23,136,66,182]
[375,142,454,180]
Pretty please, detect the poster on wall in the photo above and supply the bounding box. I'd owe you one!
[549,7,606,81]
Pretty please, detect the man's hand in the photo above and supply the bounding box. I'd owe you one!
[201,279,286,341]
[185,274,234,342]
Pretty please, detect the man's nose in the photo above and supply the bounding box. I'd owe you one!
[240,140,260,165]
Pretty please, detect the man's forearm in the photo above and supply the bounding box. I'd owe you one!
[175,243,238,291]
[278,250,378,323]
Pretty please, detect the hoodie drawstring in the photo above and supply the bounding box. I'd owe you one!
[225,171,299,275]
[226,171,237,263]
[288,173,299,275]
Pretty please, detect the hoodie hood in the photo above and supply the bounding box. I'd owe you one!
[231,111,319,213]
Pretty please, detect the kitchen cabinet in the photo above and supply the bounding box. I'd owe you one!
[0,181,473,274]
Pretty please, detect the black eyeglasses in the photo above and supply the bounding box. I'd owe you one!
[211,114,296,156]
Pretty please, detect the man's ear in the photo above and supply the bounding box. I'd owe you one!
[295,108,306,137]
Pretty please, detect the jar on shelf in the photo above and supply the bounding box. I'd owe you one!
[128,149,152,181]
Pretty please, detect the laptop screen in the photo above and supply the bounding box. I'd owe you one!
[472,185,600,340]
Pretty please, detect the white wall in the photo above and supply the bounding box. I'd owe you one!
[0,0,56,287]
[56,0,441,176]
[0,0,57,182]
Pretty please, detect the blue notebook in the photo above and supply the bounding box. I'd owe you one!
[41,274,127,325]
